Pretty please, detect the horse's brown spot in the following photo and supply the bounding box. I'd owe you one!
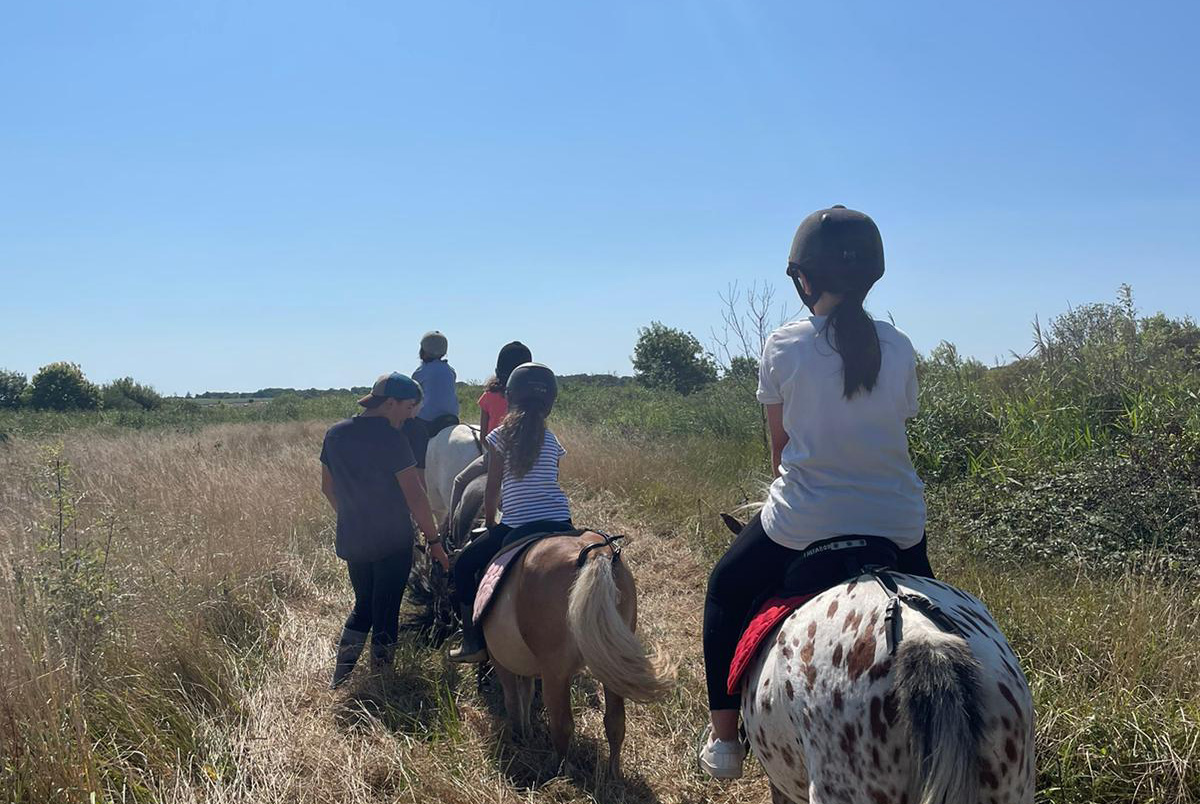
[980,758,999,789]
[1001,715,1011,731]
[847,581,858,594]
[868,658,893,682]
[761,695,772,713]
[832,643,844,667]
[780,744,796,767]
[1005,738,1017,762]
[842,610,863,633]
[868,788,890,804]
[785,679,795,700]
[871,746,881,769]
[893,746,901,764]
[827,600,839,619]
[869,696,888,742]
[998,682,1024,726]
[847,631,877,681]
[800,640,815,664]
[833,689,844,711]
[883,691,899,725]
[1000,762,1009,777]
[840,722,857,756]
[804,664,817,691]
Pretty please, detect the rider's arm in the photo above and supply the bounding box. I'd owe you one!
[766,403,788,479]
[397,466,448,570]
[398,467,439,542]
[321,464,338,513]
[484,442,503,527]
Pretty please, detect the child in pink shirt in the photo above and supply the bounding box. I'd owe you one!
[445,341,532,525]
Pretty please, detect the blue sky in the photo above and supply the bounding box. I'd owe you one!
[2,1,1196,395]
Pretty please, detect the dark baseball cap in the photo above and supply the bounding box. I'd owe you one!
[357,372,423,408]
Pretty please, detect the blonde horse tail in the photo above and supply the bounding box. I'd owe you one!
[894,629,985,804]
[567,552,673,702]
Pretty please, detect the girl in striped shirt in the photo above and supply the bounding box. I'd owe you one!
[449,362,571,663]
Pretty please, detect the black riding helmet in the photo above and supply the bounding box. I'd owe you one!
[495,341,533,387]
[506,362,558,413]
[786,205,884,311]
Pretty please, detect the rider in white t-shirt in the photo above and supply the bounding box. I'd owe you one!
[698,206,934,781]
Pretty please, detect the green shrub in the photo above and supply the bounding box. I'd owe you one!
[0,369,27,409]
[101,376,164,411]
[28,362,101,411]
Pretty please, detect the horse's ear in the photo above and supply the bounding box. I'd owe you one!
[720,512,744,535]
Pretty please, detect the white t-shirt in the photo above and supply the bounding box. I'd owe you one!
[756,315,926,550]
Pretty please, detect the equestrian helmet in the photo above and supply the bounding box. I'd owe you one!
[506,362,558,412]
[786,205,884,308]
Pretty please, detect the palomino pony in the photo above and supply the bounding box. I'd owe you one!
[724,517,1036,804]
[424,423,482,523]
[482,531,673,777]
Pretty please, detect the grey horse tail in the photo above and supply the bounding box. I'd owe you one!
[894,629,986,804]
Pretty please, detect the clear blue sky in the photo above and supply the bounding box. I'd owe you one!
[2,1,1196,395]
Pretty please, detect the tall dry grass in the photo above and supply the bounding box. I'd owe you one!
[2,418,1198,803]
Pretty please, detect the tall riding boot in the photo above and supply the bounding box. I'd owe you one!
[448,603,488,663]
[330,627,369,689]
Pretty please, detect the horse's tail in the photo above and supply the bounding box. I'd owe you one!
[894,629,986,804]
[567,551,673,702]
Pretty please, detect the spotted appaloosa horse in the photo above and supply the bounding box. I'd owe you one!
[741,570,1035,804]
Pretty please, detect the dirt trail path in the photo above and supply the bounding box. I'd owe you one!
[167,483,769,804]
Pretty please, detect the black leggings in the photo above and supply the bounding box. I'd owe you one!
[702,513,934,710]
[451,518,574,609]
[344,547,414,661]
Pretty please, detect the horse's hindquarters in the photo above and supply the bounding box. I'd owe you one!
[483,561,541,677]
[742,575,1036,804]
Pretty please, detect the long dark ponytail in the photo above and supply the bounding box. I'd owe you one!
[499,398,549,480]
[825,290,881,398]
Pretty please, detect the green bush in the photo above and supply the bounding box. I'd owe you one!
[632,321,718,394]
[0,369,27,409]
[101,376,164,411]
[27,362,101,411]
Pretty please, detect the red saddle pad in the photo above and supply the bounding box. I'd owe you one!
[727,594,815,696]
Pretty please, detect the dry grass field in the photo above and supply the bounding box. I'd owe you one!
[2,417,1199,803]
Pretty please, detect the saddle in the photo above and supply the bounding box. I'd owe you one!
[471,528,590,624]
[727,535,900,695]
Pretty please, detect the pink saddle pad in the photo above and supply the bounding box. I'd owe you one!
[473,540,532,624]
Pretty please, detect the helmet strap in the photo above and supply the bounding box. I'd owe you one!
[788,264,823,312]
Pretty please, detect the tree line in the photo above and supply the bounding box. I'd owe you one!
[0,363,163,412]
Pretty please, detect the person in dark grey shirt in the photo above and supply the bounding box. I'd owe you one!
[320,372,449,688]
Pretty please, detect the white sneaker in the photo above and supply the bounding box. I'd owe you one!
[697,724,746,780]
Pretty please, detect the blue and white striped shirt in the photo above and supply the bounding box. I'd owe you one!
[485,425,571,527]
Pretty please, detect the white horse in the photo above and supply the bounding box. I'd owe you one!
[424,423,483,524]
[728,526,1036,804]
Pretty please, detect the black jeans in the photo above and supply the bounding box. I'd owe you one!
[344,547,414,662]
[451,518,574,609]
[702,513,935,710]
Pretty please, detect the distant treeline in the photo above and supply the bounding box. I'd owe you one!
[188,374,633,399]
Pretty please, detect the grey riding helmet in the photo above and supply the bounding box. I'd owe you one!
[786,205,884,309]
[506,362,558,413]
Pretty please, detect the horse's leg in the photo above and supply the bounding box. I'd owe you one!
[517,675,535,736]
[770,782,798,804]
[541,670,574,773]
[494,664,526,740]
[601,684,626,779]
